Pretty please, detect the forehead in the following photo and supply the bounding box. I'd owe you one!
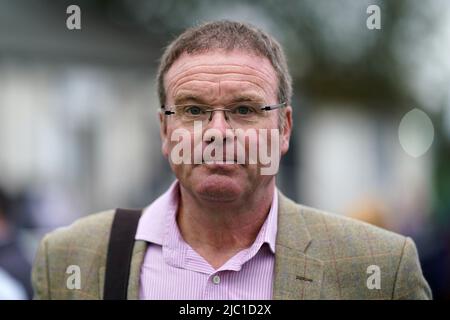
[164,50,279,103]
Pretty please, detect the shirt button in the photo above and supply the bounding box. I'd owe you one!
[212,275,221,285]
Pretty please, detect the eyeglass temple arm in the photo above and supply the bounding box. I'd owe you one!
[260,102,287,111]
[161,105,175,115]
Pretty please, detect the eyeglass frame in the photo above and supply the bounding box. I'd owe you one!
[161,101,287,124]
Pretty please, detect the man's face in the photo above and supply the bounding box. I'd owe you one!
[160,50,292,202]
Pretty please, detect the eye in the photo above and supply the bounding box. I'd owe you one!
[233,105,255,115]
[185,105,203,115]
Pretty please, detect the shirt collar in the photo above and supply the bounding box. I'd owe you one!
[135,180,278,255]
[135,180,179,245]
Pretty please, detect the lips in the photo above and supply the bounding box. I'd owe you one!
[201,159,239,164]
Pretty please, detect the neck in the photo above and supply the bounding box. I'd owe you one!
[176,179,275,268]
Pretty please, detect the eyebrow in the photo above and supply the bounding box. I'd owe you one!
[231,94,265,104]
[173,93,207,105]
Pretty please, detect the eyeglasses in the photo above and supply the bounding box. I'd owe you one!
[161,101,286,128]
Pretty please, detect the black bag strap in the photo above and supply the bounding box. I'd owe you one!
[103,208,142,300]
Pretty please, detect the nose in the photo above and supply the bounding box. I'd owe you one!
[204,110,234,143]
[206,109,232,131]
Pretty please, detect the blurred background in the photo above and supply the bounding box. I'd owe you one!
[0,0,449,299]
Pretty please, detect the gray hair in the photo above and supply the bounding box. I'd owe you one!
[156,20,292,126]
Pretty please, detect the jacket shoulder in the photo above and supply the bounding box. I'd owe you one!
[278,192,407,251]
[32,210,115,300]
[300,203,407,250]
[292,203,431,299]
[45,210,115,250]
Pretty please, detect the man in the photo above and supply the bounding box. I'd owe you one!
[32,20,431,300]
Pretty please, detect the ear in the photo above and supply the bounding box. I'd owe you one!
[280,106,293,156]
[159,111,169,158]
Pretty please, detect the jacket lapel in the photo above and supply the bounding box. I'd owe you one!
[273,192,324,299]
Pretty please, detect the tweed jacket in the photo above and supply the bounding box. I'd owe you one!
[32,192,432,299]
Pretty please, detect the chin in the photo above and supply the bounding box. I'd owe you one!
[194,174,244,202]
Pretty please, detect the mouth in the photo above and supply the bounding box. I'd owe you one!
[196,160,244,172]
[201,159,239,164]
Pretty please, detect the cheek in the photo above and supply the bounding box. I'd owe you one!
[162,139,170,158]
[164,125,198,165]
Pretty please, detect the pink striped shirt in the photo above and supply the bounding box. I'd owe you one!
[135,180,278,300]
